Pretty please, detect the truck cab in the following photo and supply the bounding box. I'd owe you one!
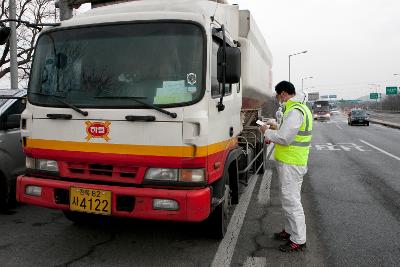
[16,0,272,238]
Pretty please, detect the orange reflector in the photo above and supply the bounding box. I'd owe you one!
[180,169,205,182]
[214,162,221,169]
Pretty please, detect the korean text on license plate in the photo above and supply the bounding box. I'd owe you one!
[70,187,111,215]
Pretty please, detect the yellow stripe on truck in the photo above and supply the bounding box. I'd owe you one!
[26,138,238,158]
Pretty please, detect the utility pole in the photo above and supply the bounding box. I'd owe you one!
[9,0,18,89]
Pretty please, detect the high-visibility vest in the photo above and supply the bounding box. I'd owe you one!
[274,100,313,166]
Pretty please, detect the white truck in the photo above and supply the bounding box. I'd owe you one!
[15,0,273,238]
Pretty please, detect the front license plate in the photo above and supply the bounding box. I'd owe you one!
[70,187,111,215]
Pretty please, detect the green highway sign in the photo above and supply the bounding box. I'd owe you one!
[386,86,398,95]
[370,93,379,99]
[329,95,337,99]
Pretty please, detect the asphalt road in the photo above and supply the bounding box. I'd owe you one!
[307,113,400,266]
[1,113,400,266]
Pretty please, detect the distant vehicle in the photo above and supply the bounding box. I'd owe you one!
[330,106,340,115]
[348,109,369,126]
[313,100,331,121]
[0,89,26,210]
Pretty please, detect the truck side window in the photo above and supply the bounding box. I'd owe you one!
[211,41,232,98]
[0,99,26,129]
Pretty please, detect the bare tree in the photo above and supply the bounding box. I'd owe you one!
[381,95,400,112]
[0,0,56,86]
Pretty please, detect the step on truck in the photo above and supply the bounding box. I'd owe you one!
[16,0,273,238]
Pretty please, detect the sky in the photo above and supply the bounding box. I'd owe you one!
[229,0,400,99]
[2,0,399,100]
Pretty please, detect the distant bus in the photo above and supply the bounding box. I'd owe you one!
[312,100,331,121]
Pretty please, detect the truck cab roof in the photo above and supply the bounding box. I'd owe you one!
[51,0,240,39]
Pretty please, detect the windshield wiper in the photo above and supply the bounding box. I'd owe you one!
[30,92,88,116]
[95,96,177,119]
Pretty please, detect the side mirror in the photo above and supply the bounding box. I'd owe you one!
[217,46,241,84]
[5,114,21,130]
[0,27,11,45]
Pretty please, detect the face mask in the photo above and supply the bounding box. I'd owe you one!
[277,93,286,106]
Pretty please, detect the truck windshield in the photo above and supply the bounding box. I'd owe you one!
[28,23,204,108]
[313,106,330,112]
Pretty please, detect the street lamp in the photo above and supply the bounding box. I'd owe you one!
[288,50,307,82]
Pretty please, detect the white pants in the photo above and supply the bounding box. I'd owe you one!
[276,161,307,244]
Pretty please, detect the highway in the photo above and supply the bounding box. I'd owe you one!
[306,113,400,266]
[1,113,400,266]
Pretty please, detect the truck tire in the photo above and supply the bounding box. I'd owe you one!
[366,122,369,126]
[207,181,231,239]
[0,173,8,211]
[0,173,11,211]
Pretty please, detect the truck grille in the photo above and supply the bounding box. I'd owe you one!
[63,162,139,181]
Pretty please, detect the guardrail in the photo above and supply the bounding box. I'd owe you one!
[369,118,400,129]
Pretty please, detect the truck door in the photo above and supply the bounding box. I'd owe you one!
[207,39,241,183]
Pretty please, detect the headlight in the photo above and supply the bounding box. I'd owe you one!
[26,157,59,172]
[145,168,178,181]
[145,168,205,183]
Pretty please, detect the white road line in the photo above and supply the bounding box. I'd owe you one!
[257,170,272,205]
[243,257,266,267]
[360,140,400,161]
[266,144,274,160]
[335,124,343,130]
[211,174,259,267]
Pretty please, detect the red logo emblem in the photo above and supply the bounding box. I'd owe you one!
[85,121,111,142]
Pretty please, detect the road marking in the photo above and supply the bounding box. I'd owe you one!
[257,170,272,205]
[266,144,274,160]
[335,124,343,130]
[360,140,400,161]
[243,257,266,267]
[211,174,259,267]
[314,143,370,152]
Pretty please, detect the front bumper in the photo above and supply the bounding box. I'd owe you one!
[314,115,330,121]
[350,119,368,124]
[16,175,211,222]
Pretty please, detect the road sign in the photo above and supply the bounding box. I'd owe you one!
[386,86,398,95]
[308,92,319,101]
[370,93,379,99]
[329,95,337,99]
[321,95,328,99]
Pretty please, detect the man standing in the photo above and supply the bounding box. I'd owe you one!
[259,81,313,252]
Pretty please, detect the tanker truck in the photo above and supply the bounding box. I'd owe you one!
[16,0,273,238]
